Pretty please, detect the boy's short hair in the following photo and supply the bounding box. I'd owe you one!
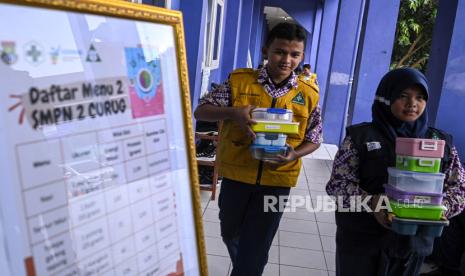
[303,63,311,70]
[265,22,307,47]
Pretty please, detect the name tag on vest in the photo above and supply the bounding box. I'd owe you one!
[366,141,381,151]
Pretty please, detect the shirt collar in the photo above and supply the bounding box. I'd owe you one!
[257,67,298,89]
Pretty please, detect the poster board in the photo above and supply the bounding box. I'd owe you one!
[0,0,207,275]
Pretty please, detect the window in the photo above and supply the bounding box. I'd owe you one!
[205,0,224,69]
[126,0,171,9]
[152,0,171,9]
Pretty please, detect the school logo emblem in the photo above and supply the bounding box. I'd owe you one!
[291,91,305,105]
[86,44,101,62]
[24,41,45,65]
[1,41,18,65]
[124,47,164,118]
[50,46,60,64]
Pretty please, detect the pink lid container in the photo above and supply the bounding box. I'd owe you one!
[396,138,445,158]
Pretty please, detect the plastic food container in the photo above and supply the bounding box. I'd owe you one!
[387,167,445,194]
[396,137,445,158]
[254,133,287,147]
[251,121,299,134]
[251,108,293,122]
[255,133,272,146]
[250,145,287,161]
[396,155,441,173]
[389,200,446,220]
[391,216,449,237]
[384,184,443,205]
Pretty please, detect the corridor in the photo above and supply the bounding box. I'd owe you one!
[200,144,338,276]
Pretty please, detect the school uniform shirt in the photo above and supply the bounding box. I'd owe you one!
[199,67,323,144]
[326,136,465,218]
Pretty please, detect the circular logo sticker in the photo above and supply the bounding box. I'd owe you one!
[136,68,156,102]
[137,68,153,92]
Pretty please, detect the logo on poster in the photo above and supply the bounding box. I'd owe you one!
[86,44,101,62]
[49,46,83,64]
[50,46,60,64]
[124,47,164,119]
[24,41,45,65]
[1,41,18,65]
[136,68,156,102]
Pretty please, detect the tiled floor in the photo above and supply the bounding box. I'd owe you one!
[200,144,338,276]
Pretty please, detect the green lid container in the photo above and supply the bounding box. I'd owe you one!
[396,155,441,173]
[389,200,446,221]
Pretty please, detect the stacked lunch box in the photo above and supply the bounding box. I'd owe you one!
[249,108,299,161]
[386,138,449,236]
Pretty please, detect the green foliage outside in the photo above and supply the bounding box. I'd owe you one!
[391,0,438,73]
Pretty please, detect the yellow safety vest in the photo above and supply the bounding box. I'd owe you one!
[298,73,320,93]
[218,68,320,187]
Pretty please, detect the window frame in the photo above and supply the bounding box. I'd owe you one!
[205,0,224,69]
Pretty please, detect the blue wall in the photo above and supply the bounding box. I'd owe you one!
[182,0,321,103]
[180,0,207,110]
[434,0,465,159]
[265,0,316,32]
[174,0,465,156]
[171,0,181,10]
[310,3,323,70]
[250,0,265,68]
[322,0,365,145]
[236,0,254,68]
[254,10,266,67]
[180,0,229,103]
[426,0,458,126]
[349,0,400,125]
[258,19,268,66]
[220,0,242,81]
[264,0,317,65]
[315,0,339,104]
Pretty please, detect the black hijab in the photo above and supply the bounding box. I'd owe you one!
[372,68,429,143]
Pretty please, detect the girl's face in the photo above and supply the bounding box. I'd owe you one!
[390,86,427,122]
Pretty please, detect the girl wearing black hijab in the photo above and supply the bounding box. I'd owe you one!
[326,68,465,276]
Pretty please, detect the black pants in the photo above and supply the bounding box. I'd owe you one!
[218,178,290,276]
[431,209,465,274]
[336,242,426,276]
[337,249,425,276]
[335,214,430,276]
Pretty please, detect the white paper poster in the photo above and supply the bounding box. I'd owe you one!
[0,2,201,276]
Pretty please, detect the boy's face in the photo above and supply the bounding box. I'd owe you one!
[303,67,311,76]
[262,38,305,83]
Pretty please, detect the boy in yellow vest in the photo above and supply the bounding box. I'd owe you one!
[299,63,319,93]
[194,22,322,275]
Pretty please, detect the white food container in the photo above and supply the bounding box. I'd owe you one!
[254,133,287,147]
[387,167,445,194]
[251,108,293,122]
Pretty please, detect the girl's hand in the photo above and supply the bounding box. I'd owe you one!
[371,194,391,229]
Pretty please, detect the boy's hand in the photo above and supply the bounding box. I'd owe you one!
[265,144,298,168]
[231,105,257,139]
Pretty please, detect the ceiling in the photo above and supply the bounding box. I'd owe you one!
[263,6,296,30]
